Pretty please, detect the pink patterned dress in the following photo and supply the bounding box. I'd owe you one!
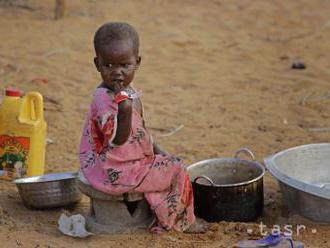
[79,87,195,232]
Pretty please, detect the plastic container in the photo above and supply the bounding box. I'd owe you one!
[0,88,47,180]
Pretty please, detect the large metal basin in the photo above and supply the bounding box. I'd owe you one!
[14,172,82,209]
[264,143,330,222]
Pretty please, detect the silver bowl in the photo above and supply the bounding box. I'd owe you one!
[265,143,330,222]
[13,172,82,209]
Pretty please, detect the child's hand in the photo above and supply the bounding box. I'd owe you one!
[113,81,132,107]
[113,80,127,94]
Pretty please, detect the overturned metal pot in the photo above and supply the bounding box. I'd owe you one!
[187,148,265,222]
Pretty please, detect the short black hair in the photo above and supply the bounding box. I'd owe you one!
[93,22,139,55]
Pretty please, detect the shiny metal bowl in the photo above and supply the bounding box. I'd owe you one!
[265,143,330,222]
[13,172,82,209]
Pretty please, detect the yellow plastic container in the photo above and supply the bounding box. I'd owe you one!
[0,88,47,180]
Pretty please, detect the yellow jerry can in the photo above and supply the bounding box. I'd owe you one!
[0,88,47,180]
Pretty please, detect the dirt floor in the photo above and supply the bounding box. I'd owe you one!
[1,0,330,247]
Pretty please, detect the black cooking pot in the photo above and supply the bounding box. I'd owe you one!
[187,148,265,222]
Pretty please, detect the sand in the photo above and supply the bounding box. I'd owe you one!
[0,0,330,247]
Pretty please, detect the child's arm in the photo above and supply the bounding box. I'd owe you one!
[153,142,169,156]
[112,99,133,145]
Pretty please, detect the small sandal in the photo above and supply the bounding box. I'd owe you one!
[236,233,304,248]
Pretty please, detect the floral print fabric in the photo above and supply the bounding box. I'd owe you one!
[79,87,195,232]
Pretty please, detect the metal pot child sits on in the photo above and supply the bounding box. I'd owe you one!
[187,148,265,222]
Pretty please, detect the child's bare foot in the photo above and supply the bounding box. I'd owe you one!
[149,218,167,234]
[184,218,210,234]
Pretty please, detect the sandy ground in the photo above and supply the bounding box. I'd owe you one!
[1,0,330,247]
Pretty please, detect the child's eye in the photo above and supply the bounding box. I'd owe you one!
[121,64,131,69]
[104,64,113,68]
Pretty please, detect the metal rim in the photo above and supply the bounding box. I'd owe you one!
[13,172,77,184]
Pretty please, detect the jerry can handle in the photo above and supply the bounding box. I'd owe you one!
[19,92,44,124]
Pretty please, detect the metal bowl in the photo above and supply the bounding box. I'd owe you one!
[13,172,82,209]
[265,143,330,222]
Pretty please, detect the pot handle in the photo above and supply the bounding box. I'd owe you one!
[193,175,215,186]
[234,148,255,161]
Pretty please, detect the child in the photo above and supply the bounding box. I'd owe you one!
[79,22,206,233]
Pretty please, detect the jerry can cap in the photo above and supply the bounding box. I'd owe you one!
[5,87,21,97]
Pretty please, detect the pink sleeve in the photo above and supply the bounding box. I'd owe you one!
[90,88,119,153]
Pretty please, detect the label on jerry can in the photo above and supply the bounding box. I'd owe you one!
[0,135,30,179]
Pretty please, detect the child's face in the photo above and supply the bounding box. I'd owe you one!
[94,39,140,91]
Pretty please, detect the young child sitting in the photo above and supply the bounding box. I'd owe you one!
[79,22,206,233]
